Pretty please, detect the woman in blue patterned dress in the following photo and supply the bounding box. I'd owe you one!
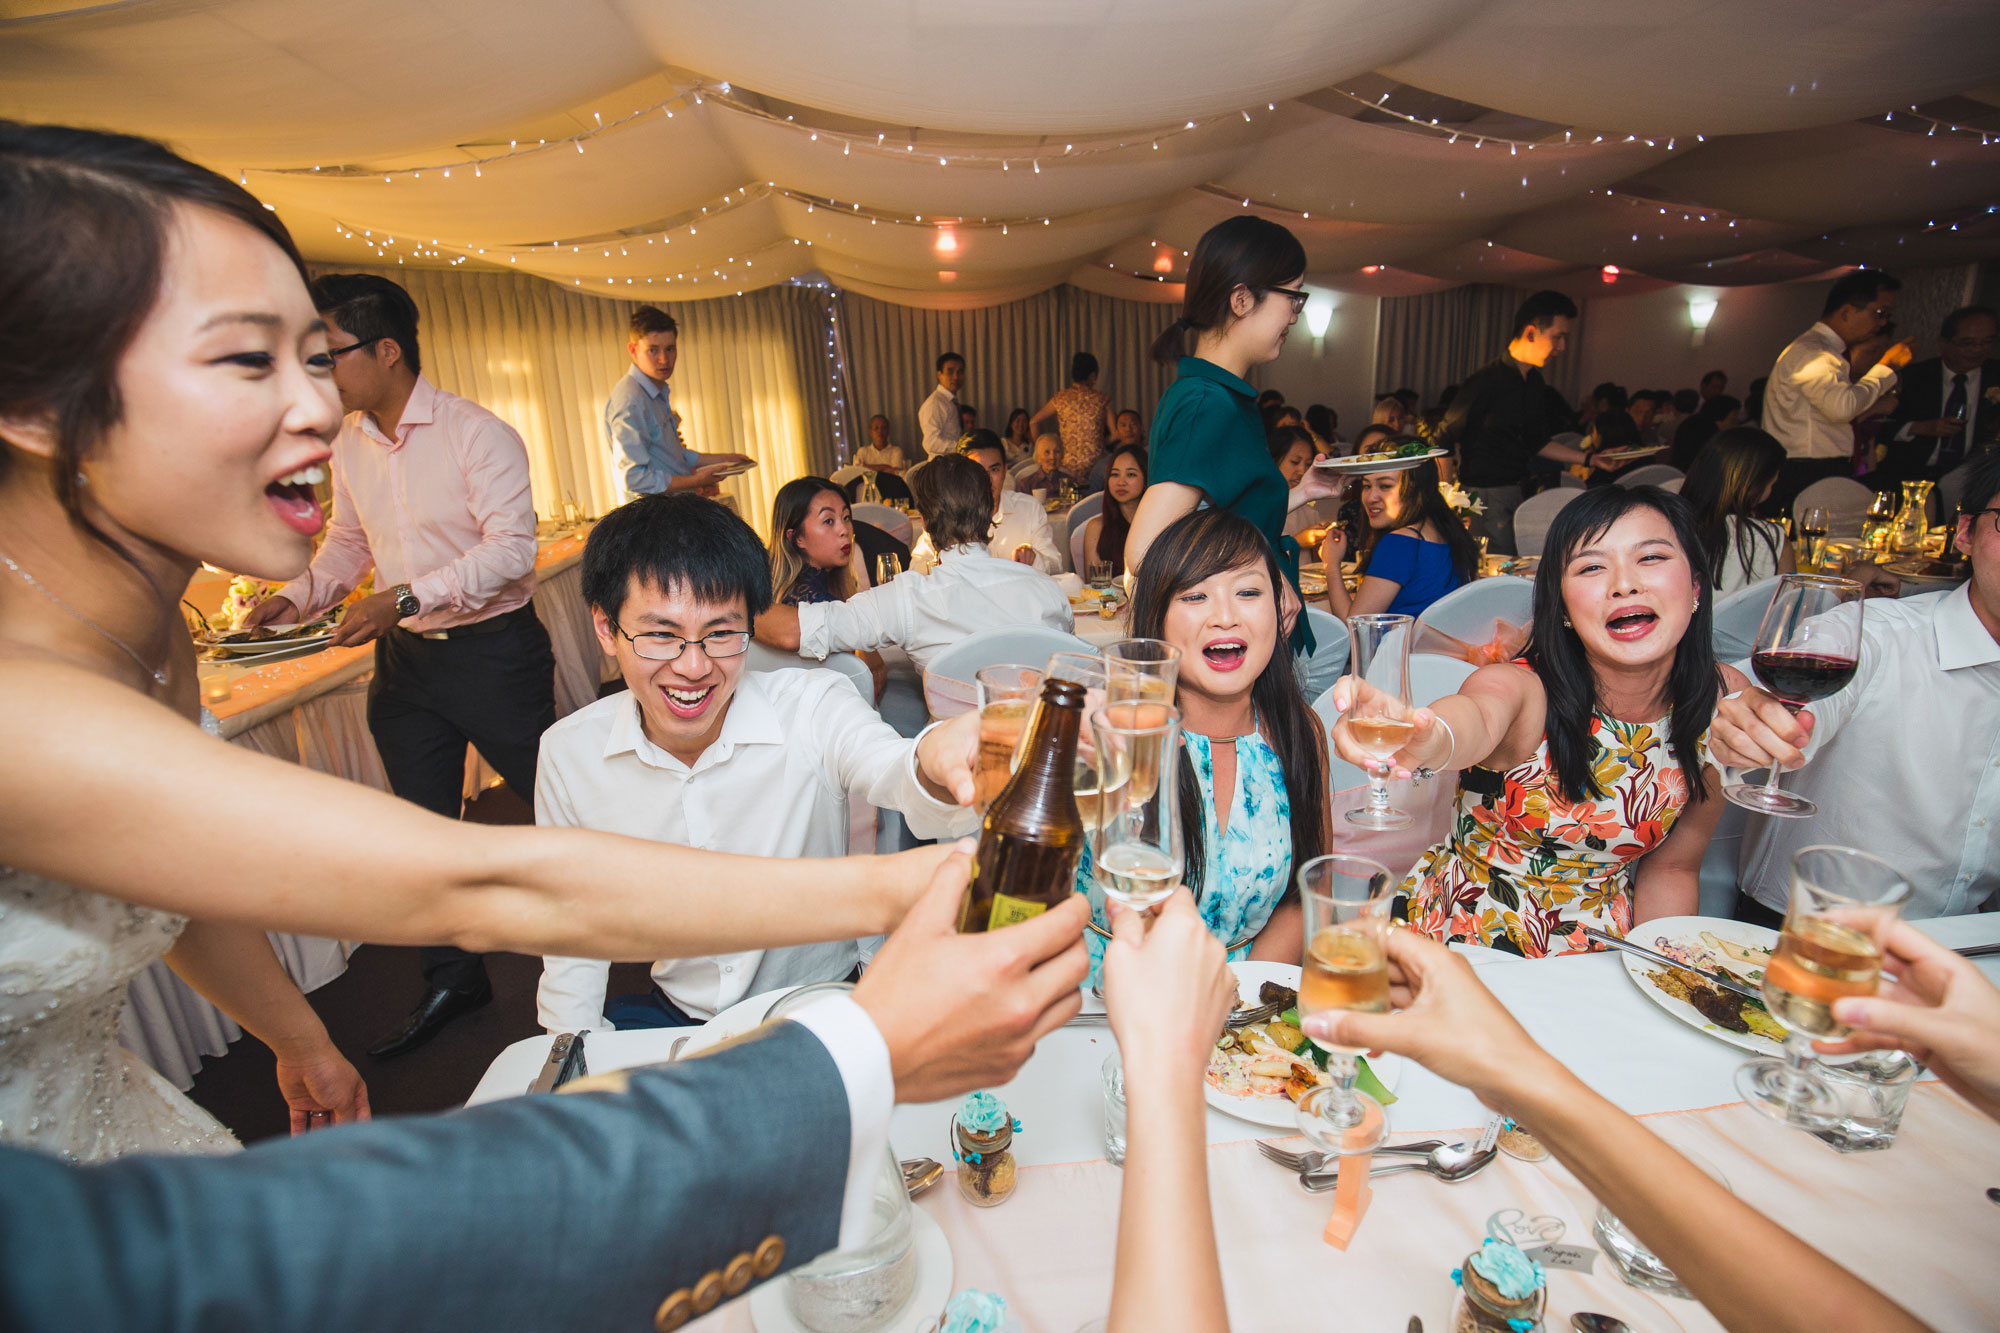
[1076,509,1330,979]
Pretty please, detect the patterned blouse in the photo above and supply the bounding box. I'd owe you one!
[1051,385,1111,478]
[1075,729,1295,984]
[1400,698,1705,959]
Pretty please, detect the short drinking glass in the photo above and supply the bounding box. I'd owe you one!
[974,665,1041,815]
[1101,638,1180,706]
[1735,845,1911,1130]
[1294,854,1394,1156]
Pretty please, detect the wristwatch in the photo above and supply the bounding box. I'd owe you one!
[391,582,420,618]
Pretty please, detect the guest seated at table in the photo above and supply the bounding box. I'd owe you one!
[537,495,981,1032]
[1089,410,1148,491]
[964,429,1064,572]
[1317,452,1477,621]
[1347,422,1396,456]
[766,476,893,701]
[1299,927,1947,1333]
[1672,391,1744,471]
[1305,402,1340,452]
[1014,432,1075,499]
[1078,445,1147,579]
[1002,406,1035,466]
[754,454,1073,673]
[1267,423,1315,490]
[1579,407,1644,485]
[1075,509,1328,977]
[1328,486,1741,957]
[852,413,908,474]
[1680,426,1795,594]
[1710,447,2000,922]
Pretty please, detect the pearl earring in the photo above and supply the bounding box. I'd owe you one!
[1562,616,1572,628]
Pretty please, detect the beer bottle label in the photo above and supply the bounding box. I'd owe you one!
[987,893,1048,931]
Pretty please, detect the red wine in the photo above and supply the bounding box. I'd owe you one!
[1751,650,1857,709]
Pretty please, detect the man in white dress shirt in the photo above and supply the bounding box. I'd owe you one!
[1762,269,1912,517]
[1712,448,2000,922]
[918,351,967,457]
[963,430,1063,573]
[536,495,983,1031]
[757,454,1074,674]
[853,414,908,473]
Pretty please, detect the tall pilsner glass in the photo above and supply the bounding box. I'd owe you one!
[1343,614,1415,829]
[1089,703,1184,916]
[1295,854,1395,1156]
[974,665,1041,815]
[1736,846,1910,1130]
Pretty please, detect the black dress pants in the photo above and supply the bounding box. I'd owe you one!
[368,606,556,991]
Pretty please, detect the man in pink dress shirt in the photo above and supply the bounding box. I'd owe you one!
[248,274,554,1058]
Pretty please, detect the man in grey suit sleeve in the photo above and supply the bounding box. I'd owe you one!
[0,853,1092,1333]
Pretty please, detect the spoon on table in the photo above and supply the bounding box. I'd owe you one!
[1301,1142,1496,1192]
[1572,1316,1632,1333]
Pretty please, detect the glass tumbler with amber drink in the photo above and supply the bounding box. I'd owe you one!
[1294,854,1395,1156]
[973,664,1042,815]
[1736,845,1911,1129]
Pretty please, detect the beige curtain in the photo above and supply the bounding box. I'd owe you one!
[312,267,839,537]
[833,284,1182,455]
[1376,284,1583,411]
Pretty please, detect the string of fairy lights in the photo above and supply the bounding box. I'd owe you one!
[266,73,1990,295]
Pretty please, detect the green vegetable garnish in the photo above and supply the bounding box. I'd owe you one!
[1281,1008,1398,1105]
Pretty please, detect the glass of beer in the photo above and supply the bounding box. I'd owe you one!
[974,665,1041,815]
[1342,614,1415,830]
[873,553,901,589]
[1046,652,1109,816]
[1101,638,1180,707]
[1735,845,1911,1130]
[1088,702,1183,915]
[1294,854,1395,1155]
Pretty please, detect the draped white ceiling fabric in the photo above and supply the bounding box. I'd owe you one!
[5,0,1998,309]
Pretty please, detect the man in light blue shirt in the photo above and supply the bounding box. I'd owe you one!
[606,305,750,498]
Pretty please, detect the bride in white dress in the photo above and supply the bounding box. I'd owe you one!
[0,125,957,1161]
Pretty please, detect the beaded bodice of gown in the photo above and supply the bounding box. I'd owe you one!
[0,708,238,1161]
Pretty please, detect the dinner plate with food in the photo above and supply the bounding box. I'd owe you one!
[1203,960,1402,1128]
[1617,915,1785,1055]
[194,612,342,661]
[1312,444,1447,475]
[1591,444,1668,465]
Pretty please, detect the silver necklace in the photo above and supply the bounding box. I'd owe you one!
[0,548,170,688]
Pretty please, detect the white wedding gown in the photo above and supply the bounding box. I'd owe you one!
[0,707,239,1162]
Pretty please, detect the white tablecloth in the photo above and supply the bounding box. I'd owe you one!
[469,916,2000,1331]
[124,539,611,1090]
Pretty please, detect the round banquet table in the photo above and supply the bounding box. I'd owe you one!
[469,914,2000,1333]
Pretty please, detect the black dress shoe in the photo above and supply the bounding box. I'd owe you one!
[367,979,493,1060]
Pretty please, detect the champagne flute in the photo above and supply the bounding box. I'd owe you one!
[1723,575,1863,818]
[1089,702,1183,915]
[974,665,1041,815]
[1294,854,1395,1156]
[1736,846,1910,1129]
[1798,507,1830,572]
[1343,613,1415,830]
[873,552,901,589]
[1046,651,1109,816]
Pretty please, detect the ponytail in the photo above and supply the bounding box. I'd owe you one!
[1149,216,1305,366]
[1149,315,1193,365]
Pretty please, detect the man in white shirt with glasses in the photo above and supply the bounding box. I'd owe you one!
[1711,448,2000,922]
[536,495,982,1032]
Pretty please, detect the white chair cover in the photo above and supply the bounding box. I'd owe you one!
[851,502,912,545]
[1416,575,1534,651]
[1557,473,1587,490]
[745,640,874,702]
[1617,464,1684,488]
[1063,492,1104,551]
[1309,686,1373,794]
[1294,606,1351,701]
[1711,574,1780,664]
[830,464,869,488]
[922,624,1095,719]
[1656,476,1684,494]
[1512,487,1583,558]
[1069,521,1093,576]
[1792,476,1874,539]
[1697,796,1751,917]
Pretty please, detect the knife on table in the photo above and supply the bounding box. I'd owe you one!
[1582,927,1763,1001]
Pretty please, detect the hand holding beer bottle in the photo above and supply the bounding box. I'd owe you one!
[958,677,1088,934]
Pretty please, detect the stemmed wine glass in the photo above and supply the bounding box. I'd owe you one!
[1798,507,1830,572]
[1294,854,1395,1156]
[1736,846,1910,1129]
[1723,574,1864,818]
[1342,614,1415,829]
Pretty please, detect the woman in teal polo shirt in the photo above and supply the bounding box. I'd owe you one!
[1124,216,1324,650]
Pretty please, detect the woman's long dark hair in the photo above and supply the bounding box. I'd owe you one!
[0,121,308,577]
[1525,487,1719,804]
[1129,509,1327,901]
[1150,215,1306,364]
[1678,426,1786,590]
[1352,445,1480,585]
[1094,445,1148,572]
[767,476,856,602]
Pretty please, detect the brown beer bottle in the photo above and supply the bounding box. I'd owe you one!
[957,676,1087,933]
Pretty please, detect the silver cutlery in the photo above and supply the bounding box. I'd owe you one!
[1581,927,1762,1001]
[900,1157,944,1198]
[1572,1316,1632,1333]
[1062,1012,1111,1027]
[1225,998,1291,1029]
[1300,1141,1498,1192]
[1957,943,2000,958]
[667,1034,691,1060]
[1255,1139,1446,1175]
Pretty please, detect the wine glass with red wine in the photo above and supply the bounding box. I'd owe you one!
[1723,574,1864,818]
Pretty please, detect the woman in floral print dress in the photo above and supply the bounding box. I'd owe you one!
[1074,509,1330,979]
[1327,487,1748,958]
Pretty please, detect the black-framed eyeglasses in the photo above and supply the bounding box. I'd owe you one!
[612,626,752,662]
[1966,507,2000,531]
[1262,285,1310,314]
[326,339,378,358]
